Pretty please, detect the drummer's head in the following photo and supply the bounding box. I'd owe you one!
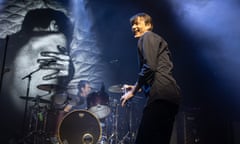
[78,80,91,97]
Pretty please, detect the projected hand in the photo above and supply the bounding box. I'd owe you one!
[37,45,71,80]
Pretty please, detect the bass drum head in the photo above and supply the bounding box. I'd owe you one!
[58,110,102,144]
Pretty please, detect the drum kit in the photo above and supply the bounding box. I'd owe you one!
[19,84,140,144]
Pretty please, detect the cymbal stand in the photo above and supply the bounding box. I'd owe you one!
[18,96,48,144]
[108,98,119,144]
[119,89,135,144]
[25,99,40,143]
[127,100,136,143]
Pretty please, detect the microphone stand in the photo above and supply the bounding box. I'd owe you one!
[108,98,119,144]
[21,68,40,136]
[0,35,9,97]
[127,99,134,143]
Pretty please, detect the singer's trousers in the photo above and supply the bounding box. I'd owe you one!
[135,100,179,144]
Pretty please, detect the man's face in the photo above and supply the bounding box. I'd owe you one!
[131,17,151,38]
[81,83,92,97]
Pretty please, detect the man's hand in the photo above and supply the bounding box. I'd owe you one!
[120,84,135,106]
[121,84,134,92]
[120,91,134,107]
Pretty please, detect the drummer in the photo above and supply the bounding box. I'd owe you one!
[64,80,92,112]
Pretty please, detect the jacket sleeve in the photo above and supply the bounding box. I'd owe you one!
[132,32,158,95]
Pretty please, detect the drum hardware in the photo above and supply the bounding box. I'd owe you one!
[98,135,108,144]
[18,95,49,144]
[82,133,94,144]
[21,68,41,138]
[37,84,65,92]
[113,87,137,144]
[122,99,136,144]
[108,84,135,94]
[108,84,123,93]
[98,117,110,144]
[52,92,70,105]
[122,87,138,143]
[20,96,51,104]
[20,67,73,143]
[108,98,120,144]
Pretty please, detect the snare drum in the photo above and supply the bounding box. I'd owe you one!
[58,110,102,144]
[87,91,111,119]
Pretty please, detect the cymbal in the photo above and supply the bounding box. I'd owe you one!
[19,96,51,104]
[37,84,63,91]
[108,84,123,93]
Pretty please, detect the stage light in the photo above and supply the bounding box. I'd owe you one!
[170,0,240,102]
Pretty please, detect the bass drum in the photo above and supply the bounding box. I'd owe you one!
[58,110,102,144]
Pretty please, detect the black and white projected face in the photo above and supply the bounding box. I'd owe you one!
[7,32,70,111]
[1,9,72,111]
[0,7,75,113]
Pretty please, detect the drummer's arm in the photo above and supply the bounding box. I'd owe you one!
[64,104,73,112]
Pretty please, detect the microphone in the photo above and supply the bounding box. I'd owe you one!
[109,59,119,64]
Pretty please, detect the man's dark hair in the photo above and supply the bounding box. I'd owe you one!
[78,80,90,92]
[130,12,153,31]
